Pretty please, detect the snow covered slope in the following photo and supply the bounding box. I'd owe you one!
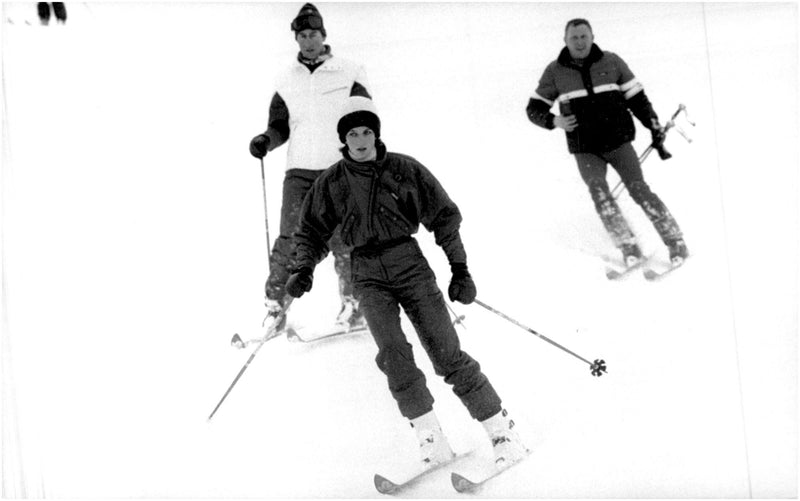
[2,2,796,498]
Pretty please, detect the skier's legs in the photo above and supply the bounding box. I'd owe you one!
[356,281,435,420]
[328,228,354,299]
[604,142,645,186]
[353,240,522,462]
[607,143,685,247]
[37,3,51,24]
[265,169,319,302]
[574,152,638,249]
[389,242,502,422]
[330,230,364,327]
[404,282,502,421]
[52,2,66,22]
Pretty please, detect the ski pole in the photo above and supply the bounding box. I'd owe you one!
[611,146,655,199]
[473,299,606,377]
[260,157,271,275]
[208,297,294,421]
[611,104,693,199]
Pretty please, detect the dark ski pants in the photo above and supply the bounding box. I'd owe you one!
[574,142,683,248]
[351,238,502,422]
[37,2,66,24]
[266,169,353,302]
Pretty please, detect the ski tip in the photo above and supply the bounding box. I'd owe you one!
[374,474,398,494]
[643,269,660,281]
[451,472,479,493]
[605,266,625,280]
[230,333,245,349]
[285,327,300,342]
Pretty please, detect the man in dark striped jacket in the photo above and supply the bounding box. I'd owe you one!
[527,18,688,266]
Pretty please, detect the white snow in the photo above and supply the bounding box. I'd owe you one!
[1,2,797,498]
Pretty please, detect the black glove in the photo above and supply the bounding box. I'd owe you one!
[285,267,313,298]
[249,133,270,159]
[650,122,666,149]
[448,263,476,304]
[649,119,672,160]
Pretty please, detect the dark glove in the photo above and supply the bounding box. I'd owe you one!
[285,267,313,298]
[650,121,666,149]
[448,263,476,304]
[649,119,672,160]
[249,133,270,159]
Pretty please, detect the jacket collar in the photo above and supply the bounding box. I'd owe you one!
[341,141,388,173]
[297,45,332,69]
[557,43,604,68]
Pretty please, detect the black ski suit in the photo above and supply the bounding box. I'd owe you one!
[293,143,502,421]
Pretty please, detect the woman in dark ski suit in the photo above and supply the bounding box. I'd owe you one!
[284,97,528,468]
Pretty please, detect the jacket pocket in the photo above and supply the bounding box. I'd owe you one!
[322,85,349,95]
[377,203,412,235]
[340,210,358,246]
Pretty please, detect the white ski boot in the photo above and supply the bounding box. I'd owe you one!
[335,295,367,332]
[410,410,455,467]
[481,409,528,468]
[262,297,286,333]
[667,238,689,265]
[620,242,643,267]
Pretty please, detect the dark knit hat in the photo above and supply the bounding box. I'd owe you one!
[291,3,326,37]
[337,97,380,143]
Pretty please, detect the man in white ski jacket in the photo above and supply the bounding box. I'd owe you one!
[249,3,372,331]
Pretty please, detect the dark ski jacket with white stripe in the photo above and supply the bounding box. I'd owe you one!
[293,142,467,270]
[526,44,659,154]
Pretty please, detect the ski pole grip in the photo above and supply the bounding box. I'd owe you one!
[650,104,687,162]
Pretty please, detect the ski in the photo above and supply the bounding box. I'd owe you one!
[450,452,530,493]
[231,324,368,348]
[604,257,647,280]
[230,329,285,349]
[284,314,463,344]
[374,451,472,495]
[285,325,369,343]
[643,257,687,281]
[603,251,657,280]
[234,309,463,347]
[230,304,292,349]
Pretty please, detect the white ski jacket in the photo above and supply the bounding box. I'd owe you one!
[267,55,371,172]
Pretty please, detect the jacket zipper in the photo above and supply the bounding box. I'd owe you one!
[366,169,378,236]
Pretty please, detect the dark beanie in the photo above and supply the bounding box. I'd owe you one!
[291,3,326,37]
[337,97,381,143]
